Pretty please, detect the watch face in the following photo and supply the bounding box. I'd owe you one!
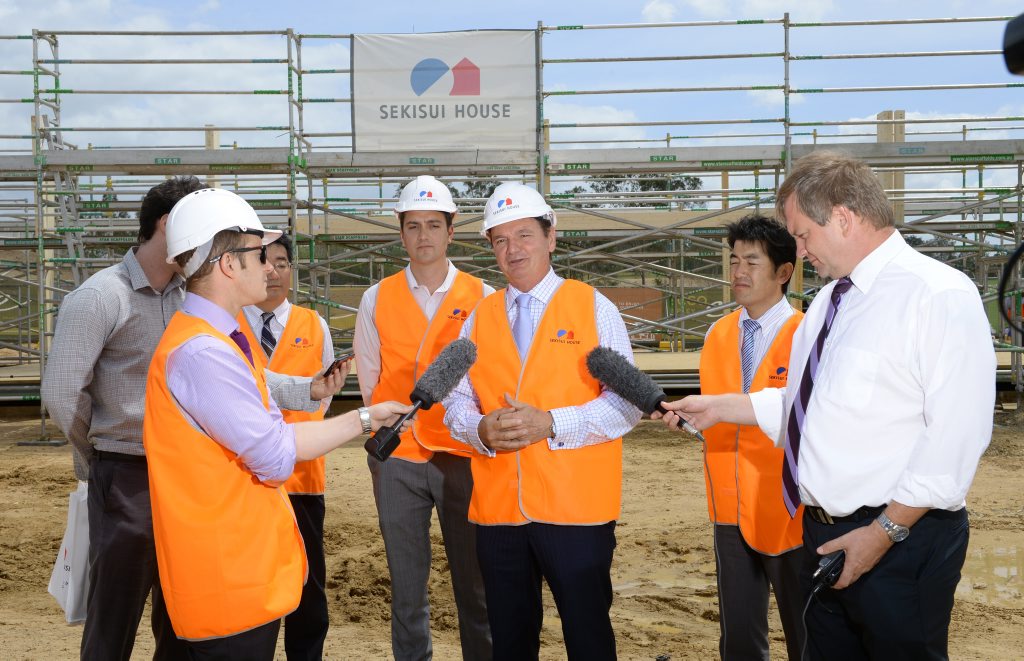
[891,526,910,543]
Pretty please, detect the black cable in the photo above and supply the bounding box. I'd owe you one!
[997,240,1024,335]
[800,589,815,661]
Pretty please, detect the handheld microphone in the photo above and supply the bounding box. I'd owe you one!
[585,346,705,442]
[365,338,477,461]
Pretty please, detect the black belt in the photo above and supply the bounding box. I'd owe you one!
[94,449,147,464]
[804,504,884,525]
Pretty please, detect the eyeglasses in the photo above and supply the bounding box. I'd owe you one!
[270,261,292,273]
[208,245,267,265]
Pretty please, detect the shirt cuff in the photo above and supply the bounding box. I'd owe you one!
[749,388,784,447]
[546,407,577,450]
[466,412,494,457]
[266,370,319,413]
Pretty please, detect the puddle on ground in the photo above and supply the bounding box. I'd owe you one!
[955,530,1021,609]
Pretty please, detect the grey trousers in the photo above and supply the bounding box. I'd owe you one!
[368,452,491,661]
[714,524,807,661]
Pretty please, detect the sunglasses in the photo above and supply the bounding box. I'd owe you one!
[208,245,267,265]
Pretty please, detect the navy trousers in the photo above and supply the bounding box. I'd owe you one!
[476,521,617,661]
[801,507,969,661]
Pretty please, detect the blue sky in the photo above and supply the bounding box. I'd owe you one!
[2,0,1023,197]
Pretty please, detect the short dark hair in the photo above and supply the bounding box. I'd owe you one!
[398,210,454,229]
[269,233,293,262]
[138,176,207,243]
[726,214,797,293]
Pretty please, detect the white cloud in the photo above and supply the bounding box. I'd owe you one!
[198,0,220,13]
[745,88,804,108]
[641,0,677,23]
[678,0,835,21]
[544,100,649,148]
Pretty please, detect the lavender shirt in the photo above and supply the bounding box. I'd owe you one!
[166,293,297,485]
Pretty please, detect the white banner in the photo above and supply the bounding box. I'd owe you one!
[352,31,537,152]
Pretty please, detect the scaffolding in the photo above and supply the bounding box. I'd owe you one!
[0,15,1021,436]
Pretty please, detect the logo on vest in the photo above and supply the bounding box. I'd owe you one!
[292,336,313,348]
[549,328,580,345]
[447,307,469,322]
[768,365,787,382]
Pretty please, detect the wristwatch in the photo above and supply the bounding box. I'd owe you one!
[357,407,372,435]
[875,511,910,543]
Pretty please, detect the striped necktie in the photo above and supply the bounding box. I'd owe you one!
[260,311,277,357]
[782,277,854,516]
[741,318,760,394]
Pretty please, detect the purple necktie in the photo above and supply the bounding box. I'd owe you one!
[230,329,255,367]
[782,277,854,516]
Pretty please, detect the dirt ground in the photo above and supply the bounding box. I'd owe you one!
[1,415,1021,660]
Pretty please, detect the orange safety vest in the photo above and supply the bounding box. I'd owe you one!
[467,279,622,526]
[371,270,484,462]
[143,311,305,640]
[238,305,327,494]
[700,308,804,555]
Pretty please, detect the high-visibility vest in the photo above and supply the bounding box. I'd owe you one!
[238,305,327,494]
[371,270,484,462]
[467,279,622,525]
[143,311,305,640]
[700,308,804,555]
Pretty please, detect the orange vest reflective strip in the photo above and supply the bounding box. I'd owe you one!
[143,311,305,640]
[467,279,622,525]
[238,306,327,495]
[371,270,484,462]
[700,308,804,555]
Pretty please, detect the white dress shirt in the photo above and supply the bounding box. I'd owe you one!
[242,298,335,413]
[749,231,994,516]
[353,260,496,405]
[443,268,643,456]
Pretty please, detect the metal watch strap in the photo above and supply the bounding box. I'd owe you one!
[876,511,910,543]
[358,407,372,435]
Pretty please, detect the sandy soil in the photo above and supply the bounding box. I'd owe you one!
[1,416,1021,660]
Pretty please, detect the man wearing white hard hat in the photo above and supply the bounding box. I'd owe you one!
[444,182,641,660]
[143,187,413,658]
[354,175,492,660]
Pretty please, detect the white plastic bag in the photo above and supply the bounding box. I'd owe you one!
[48,480,91,624]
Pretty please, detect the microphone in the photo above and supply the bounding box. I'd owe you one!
[365,337,477,461]
[585,346,705,442]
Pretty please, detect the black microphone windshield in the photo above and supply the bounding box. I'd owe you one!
[585,346,664,415]
[414,337,477,407]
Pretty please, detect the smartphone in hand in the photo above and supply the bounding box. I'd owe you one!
[325,351,354,377]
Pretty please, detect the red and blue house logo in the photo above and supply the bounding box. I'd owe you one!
[419,190,433,199]
[293,336,312,348]
[496,197,513,209]
[448,307,469,321]
[410,57,480,96]
[550,328,580,345]
[769,365,788,382]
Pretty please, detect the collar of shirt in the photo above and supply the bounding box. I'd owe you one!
[404,260,457,295]
[243,298,292,334]
[505,267,561,313]
[183,292,240,337]
[123,247,184,293]
[738,294,791,327]
[846,229,904,295]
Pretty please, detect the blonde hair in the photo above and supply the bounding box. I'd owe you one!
[776,151,894,230]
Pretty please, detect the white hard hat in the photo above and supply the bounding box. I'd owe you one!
[481,182,556,236]
[394,175,457,215]
[165,188,282,277]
